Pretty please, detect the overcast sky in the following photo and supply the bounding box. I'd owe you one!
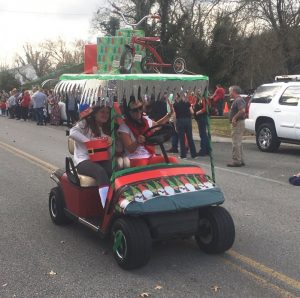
[0,0,106,66]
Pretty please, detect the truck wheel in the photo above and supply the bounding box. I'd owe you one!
[49,187,71,225]
[256,123,281,152]
[119,48,133,74]
[112,217,152,270]
[195,206,235,254]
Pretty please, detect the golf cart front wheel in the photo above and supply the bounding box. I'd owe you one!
[112,217,152,270]
[49,187,71,225]
[195,206,235,254]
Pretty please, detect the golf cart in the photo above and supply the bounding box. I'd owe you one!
[49,73,235,270]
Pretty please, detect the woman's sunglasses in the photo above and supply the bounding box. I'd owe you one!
[129,106,143,113]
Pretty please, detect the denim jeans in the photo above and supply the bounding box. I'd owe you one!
[196,116,210,154]
[176,118,197,158]
[171,131,178,149]
[36,107,44,124]
[217,99,224,116]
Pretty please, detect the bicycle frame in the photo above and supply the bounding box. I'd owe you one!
[130,36,172,69]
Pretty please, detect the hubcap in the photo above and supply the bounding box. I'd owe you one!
[198,218,213,244]
[113,230,127,260]
[50,195,57,218]
[258,127,272,149]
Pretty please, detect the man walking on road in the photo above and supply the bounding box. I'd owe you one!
[227,85,246,167]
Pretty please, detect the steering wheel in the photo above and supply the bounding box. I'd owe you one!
[143,124,174,145]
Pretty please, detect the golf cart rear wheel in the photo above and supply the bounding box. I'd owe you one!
[112,217,152,270]
[195,206,235,254]
[49,187,71,225]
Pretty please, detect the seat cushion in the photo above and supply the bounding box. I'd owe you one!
[78,174,98,187]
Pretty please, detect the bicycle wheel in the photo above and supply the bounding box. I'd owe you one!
[120,48,133,74]
[141,56,155,73]
[173,57,186,74]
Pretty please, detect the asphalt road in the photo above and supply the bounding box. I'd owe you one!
[0,117,300,298]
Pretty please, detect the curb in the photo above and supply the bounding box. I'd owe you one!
[193,134,255,144]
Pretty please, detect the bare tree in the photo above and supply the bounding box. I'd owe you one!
[14,44,52,80]
[41,38,85,69]
[240,0,300,72]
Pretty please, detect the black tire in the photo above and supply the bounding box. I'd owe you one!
[49,187,72,225]
[141,56,155,73]
[173,57,186,74]
[195,206,235,254]
[256,123,281,152]
[112,217,152,270]
[119,48,133,74]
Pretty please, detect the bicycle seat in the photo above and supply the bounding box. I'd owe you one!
[137,36,160,42]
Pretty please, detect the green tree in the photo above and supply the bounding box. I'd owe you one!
[0,69,21,91]
[207,14,239,86]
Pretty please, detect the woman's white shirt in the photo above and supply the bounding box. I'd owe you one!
[69,120,108,166]
[118,116,153,159]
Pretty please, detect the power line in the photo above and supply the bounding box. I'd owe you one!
[0,9,94,16]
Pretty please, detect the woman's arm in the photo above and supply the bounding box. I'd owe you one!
[154,103,174,125]
[69,123,90,143]
[119,131,144,154]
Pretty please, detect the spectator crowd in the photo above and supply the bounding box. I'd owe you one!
[0,86,79,127]
[0,83,237,161]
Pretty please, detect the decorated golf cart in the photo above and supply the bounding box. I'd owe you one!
[49,73,235,270]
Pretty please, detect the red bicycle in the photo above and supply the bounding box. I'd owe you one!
[112,3,186,74]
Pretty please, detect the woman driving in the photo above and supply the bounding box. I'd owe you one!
[118,94,178,167]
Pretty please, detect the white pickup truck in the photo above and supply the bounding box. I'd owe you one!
[245,81,300,152]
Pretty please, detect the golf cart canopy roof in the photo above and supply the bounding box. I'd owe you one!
[55,73,209,106]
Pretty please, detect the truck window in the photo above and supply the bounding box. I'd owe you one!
[251,85,282,104]
[279,86,300,106]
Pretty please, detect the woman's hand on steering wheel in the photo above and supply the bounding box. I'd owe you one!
[137,135,146,144]
[143,124,174,145]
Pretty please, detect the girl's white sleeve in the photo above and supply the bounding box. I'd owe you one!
[69,122,90,143]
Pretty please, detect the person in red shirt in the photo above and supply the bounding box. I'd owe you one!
[20,90,31,121]
[211,84,225,116]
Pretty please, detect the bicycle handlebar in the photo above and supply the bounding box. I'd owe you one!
[110,1,160,29]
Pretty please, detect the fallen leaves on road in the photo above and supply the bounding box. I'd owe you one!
[211,285,221,293]
[140,292,150,297]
